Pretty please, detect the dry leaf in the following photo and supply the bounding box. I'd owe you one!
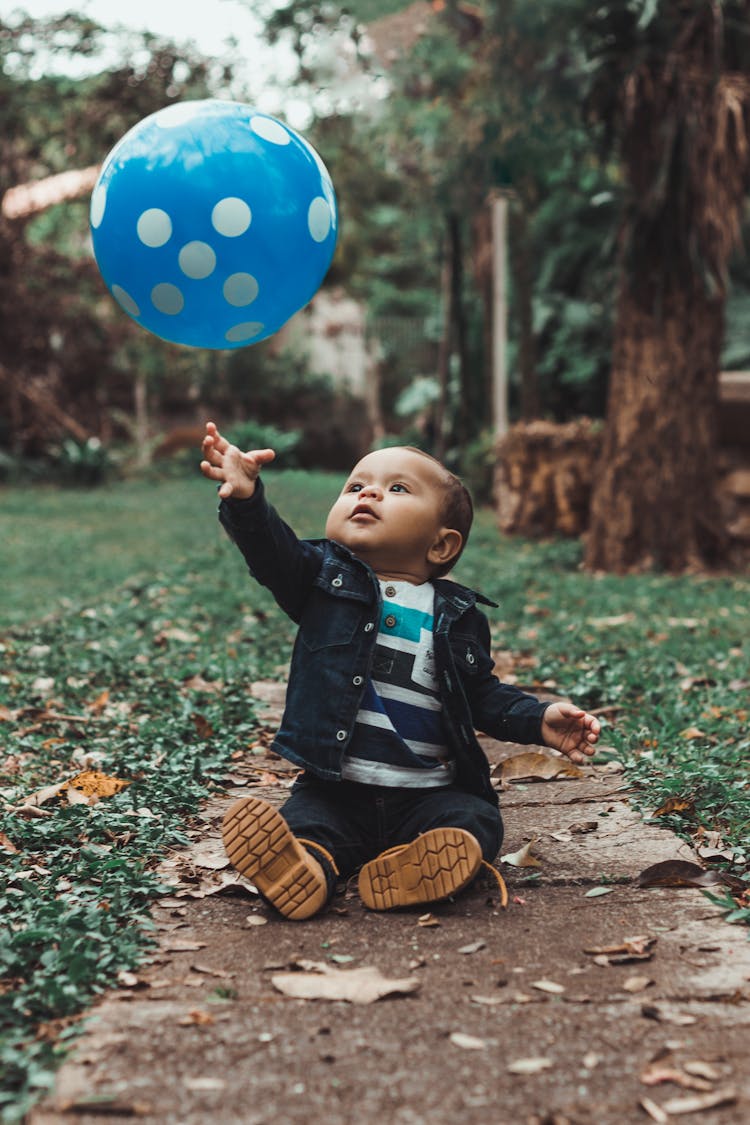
[0,832,19,854]
[683,1061,722,1081]
[662,1087,737,1114]
[501,838,542,868]
[678,726,708,740]
[160,940,208,953]
[623,975,653,993]
[507,1056,553,1075]
[530,979,565,994]
[639,1096,670,1124]
[182,1077,225,1091]
[417,913,441,927]
[640,1061,714,1091]
[186,839,231,871]
[458,941,486,955]
[87,689,110,714]
[636,860,721,889]
[641,1004,698,1026]
[449,1032,487,1050]
[499,752,583,782]
[653,796,695,818]
[190,964,234,980]
[271,963,420,1004]
[584,935,656,964]
[177,1009,215,1027]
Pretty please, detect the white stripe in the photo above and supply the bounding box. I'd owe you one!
[341,757,455,788]
[357,709,395,731]
[374,633,420,655]
[403,738,447,758]
[371,681,441,710]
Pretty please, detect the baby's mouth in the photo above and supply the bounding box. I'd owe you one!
[351,503,379,520]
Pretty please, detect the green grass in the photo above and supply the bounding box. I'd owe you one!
[1,471,748,1118]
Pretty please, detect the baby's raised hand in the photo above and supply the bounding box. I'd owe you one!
[200,421,275,500]
[540,702,600,764]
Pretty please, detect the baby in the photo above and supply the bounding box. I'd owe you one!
[201,422,599,920]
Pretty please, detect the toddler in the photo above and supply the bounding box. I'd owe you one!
[200,422,599,920]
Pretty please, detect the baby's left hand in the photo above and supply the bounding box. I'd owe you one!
[540,702,600,764]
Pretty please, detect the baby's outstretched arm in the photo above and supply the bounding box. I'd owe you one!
[200,421,275,500]
[540,702,600,765]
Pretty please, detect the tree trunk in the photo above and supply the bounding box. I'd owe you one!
[585,282,727,572]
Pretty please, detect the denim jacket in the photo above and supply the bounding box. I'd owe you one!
[219,479,550,807]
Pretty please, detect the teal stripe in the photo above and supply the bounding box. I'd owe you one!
[381,601,433,643]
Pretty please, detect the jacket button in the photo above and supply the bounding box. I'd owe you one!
[331,575,343,588]
[336,729,347,741]
[384,614,397,628]
[353,675,363,686]
[384,584,397,597]
[364,622,375,633]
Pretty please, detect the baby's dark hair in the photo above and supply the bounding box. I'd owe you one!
[404,447,474,577]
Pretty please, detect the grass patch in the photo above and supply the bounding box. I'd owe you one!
[1,471,749,1117]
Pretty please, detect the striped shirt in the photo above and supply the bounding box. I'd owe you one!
[341,579,455,788]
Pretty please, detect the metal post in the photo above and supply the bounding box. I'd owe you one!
[491,192,509,438]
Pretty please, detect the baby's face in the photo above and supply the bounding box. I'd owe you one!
[325,447,451,582]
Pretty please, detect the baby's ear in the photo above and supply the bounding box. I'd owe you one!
[428,528,463,570]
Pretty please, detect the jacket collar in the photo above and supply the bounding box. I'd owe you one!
[318,538,498,610]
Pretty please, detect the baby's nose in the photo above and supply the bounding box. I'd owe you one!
[360,483,383,499]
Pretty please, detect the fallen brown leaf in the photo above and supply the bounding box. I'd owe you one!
[449,1032,487,1050]
[507,1056,553,1075]
[498,752,583,782]
[177,1009,215,1027]
[653,796,695,818]
[418,913,441,927]
[271,963,420,1004]
[501,838,542,868]
[640,1060,714,1091]
[639,1096,669,1124]
[662,1087,737,1114]
[636,860,721,889]
[530,979,565,994]
[584,935,656,964]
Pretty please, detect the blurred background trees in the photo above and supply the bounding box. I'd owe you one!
[1,0,749,570]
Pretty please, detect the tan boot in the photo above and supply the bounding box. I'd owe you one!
[358,827,482,911]
[221,797,335,921]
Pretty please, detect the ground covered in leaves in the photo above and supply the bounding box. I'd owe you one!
[1,471,749,1121]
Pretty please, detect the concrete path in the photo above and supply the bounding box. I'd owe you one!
[31,729,750,1125]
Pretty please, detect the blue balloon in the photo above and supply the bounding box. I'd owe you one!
[90,100,338,349]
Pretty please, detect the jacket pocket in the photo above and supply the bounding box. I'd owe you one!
[299,591,360,651]
[450,633,483,676]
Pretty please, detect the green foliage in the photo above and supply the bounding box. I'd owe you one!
[1,472,749,1114]
[49,437,116,486]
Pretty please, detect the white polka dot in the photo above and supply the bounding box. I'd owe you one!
[225,321,264,343]
[250,115,290,145]
[153,102,206,128]
[212,197,252,238]
[111,284,140,317]
[178,241,216,279]
[137,209,172,248]
[151,283,184,315]
[308,197,332,242]
[223,273,259,307]
[90,184,107,229]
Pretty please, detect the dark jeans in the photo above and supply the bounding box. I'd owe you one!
[280,773,503,899]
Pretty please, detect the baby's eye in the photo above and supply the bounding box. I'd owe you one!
[346,482,363,493]
[390,483,409,493]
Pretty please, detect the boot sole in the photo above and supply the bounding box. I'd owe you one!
[358,828,482,911]
[221,797,327,921]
